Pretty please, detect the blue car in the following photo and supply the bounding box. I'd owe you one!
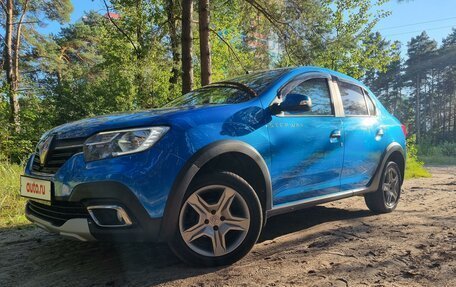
[21,67,406,266]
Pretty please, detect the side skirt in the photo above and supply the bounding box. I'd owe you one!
[266,187,373,218]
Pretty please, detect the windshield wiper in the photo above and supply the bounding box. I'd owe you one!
[201,81,258,98]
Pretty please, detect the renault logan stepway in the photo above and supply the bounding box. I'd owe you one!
[21,67,406,266]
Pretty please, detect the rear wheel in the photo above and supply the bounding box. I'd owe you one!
[168,171,262,266]
[365,161,402,213]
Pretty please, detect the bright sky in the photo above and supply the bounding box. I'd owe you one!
[41,0,456,56]
[373,0,456,52]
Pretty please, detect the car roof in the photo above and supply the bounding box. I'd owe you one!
[288,66,368,89]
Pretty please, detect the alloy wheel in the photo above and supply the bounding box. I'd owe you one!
[179,185,251,257]
[383,166,400,208]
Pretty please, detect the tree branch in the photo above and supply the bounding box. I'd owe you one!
[245,1,281,33]
[0,0,7,14]
[12,20,41,25]
[244,0,289,26]
[102,0,140,56]
[209,27,249,74]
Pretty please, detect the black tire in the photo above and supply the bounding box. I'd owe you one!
[365,161,402,213]
[168,171,263,266]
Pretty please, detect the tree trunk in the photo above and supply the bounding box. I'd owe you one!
[415,75,421,144]
[135,0,144,57]
[450,92,453,140]
[429,82,432,138]
[394,88,400,116]
[198,0,211,86]
[13,0,29,96]
[166,0,180,89]
[453,91,456,139]
[181,0,194,94]
[4,0,20,131]
[134,0,146,105]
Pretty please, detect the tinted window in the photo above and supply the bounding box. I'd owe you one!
[233,68,291,94]
[282,78,333,116]
[164,69,291,107]
[364,90,377,116]
[164,87,251,107]
[339,82,368,115]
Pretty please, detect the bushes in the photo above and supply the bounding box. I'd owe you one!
[0,130,35,163]
[0,162,28,227]
[405,136,431,179]
[405,157,432,179]
[418,140,456,165]
[0,95,52,163]
[440,142,456,157]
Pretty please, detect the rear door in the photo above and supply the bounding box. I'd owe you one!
[337,81,381,190]
[268,73,344,206]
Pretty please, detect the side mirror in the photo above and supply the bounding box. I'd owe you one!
[270,94,312,114]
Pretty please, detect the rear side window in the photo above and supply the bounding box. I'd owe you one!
[282,78,333,116]
[363,90,377,116]
[339,82,368,116]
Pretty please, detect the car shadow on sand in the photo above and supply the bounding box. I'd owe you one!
[0,205,374,287]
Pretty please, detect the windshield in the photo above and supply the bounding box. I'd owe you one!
[164,68,291,107]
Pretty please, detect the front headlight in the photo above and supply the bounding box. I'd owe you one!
[83,126,169,162]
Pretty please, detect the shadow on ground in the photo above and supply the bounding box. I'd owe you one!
[0,205,374,287]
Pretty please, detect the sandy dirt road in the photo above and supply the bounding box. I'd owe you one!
[0,166,455,287]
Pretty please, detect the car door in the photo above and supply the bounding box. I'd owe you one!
[337,80,382,190]
[267,73,344,206]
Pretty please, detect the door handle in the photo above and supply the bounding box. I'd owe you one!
[330,129,341,143]
[330,130,341,138]
[375,128,384,141]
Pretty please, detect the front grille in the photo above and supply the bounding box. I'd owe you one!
[26,200,89,227]
[32,137,86,175]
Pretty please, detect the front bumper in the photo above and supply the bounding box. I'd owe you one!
[25,147,186,219]
[25,181,163,242]
[26,211,95,241]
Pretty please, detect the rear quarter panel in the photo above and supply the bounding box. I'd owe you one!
[366,89,406,154]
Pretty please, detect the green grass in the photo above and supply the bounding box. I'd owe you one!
[420,155,456,166]
[405,157,432,179]
[0,162,29,228]
[418,141,456,166]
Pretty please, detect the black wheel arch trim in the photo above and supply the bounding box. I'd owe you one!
[367,141,405,192]
[159,140,272,240]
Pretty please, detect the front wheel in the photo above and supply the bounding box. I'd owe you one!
[168,171,262,266]
[364,161,402,213]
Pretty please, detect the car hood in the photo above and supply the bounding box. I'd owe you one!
[46,106,200,139]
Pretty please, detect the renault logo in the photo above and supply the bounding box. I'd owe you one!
[37,135,53,166]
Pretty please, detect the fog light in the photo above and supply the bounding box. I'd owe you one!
[87,205,132,227]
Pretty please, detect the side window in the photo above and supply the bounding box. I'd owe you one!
[364,90,377,116]
[339,82,369,116]
[281,78,333,116]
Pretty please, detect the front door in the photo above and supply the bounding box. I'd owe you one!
[267,74,344,206]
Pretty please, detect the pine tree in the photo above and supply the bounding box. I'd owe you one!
[405,32,438,143]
